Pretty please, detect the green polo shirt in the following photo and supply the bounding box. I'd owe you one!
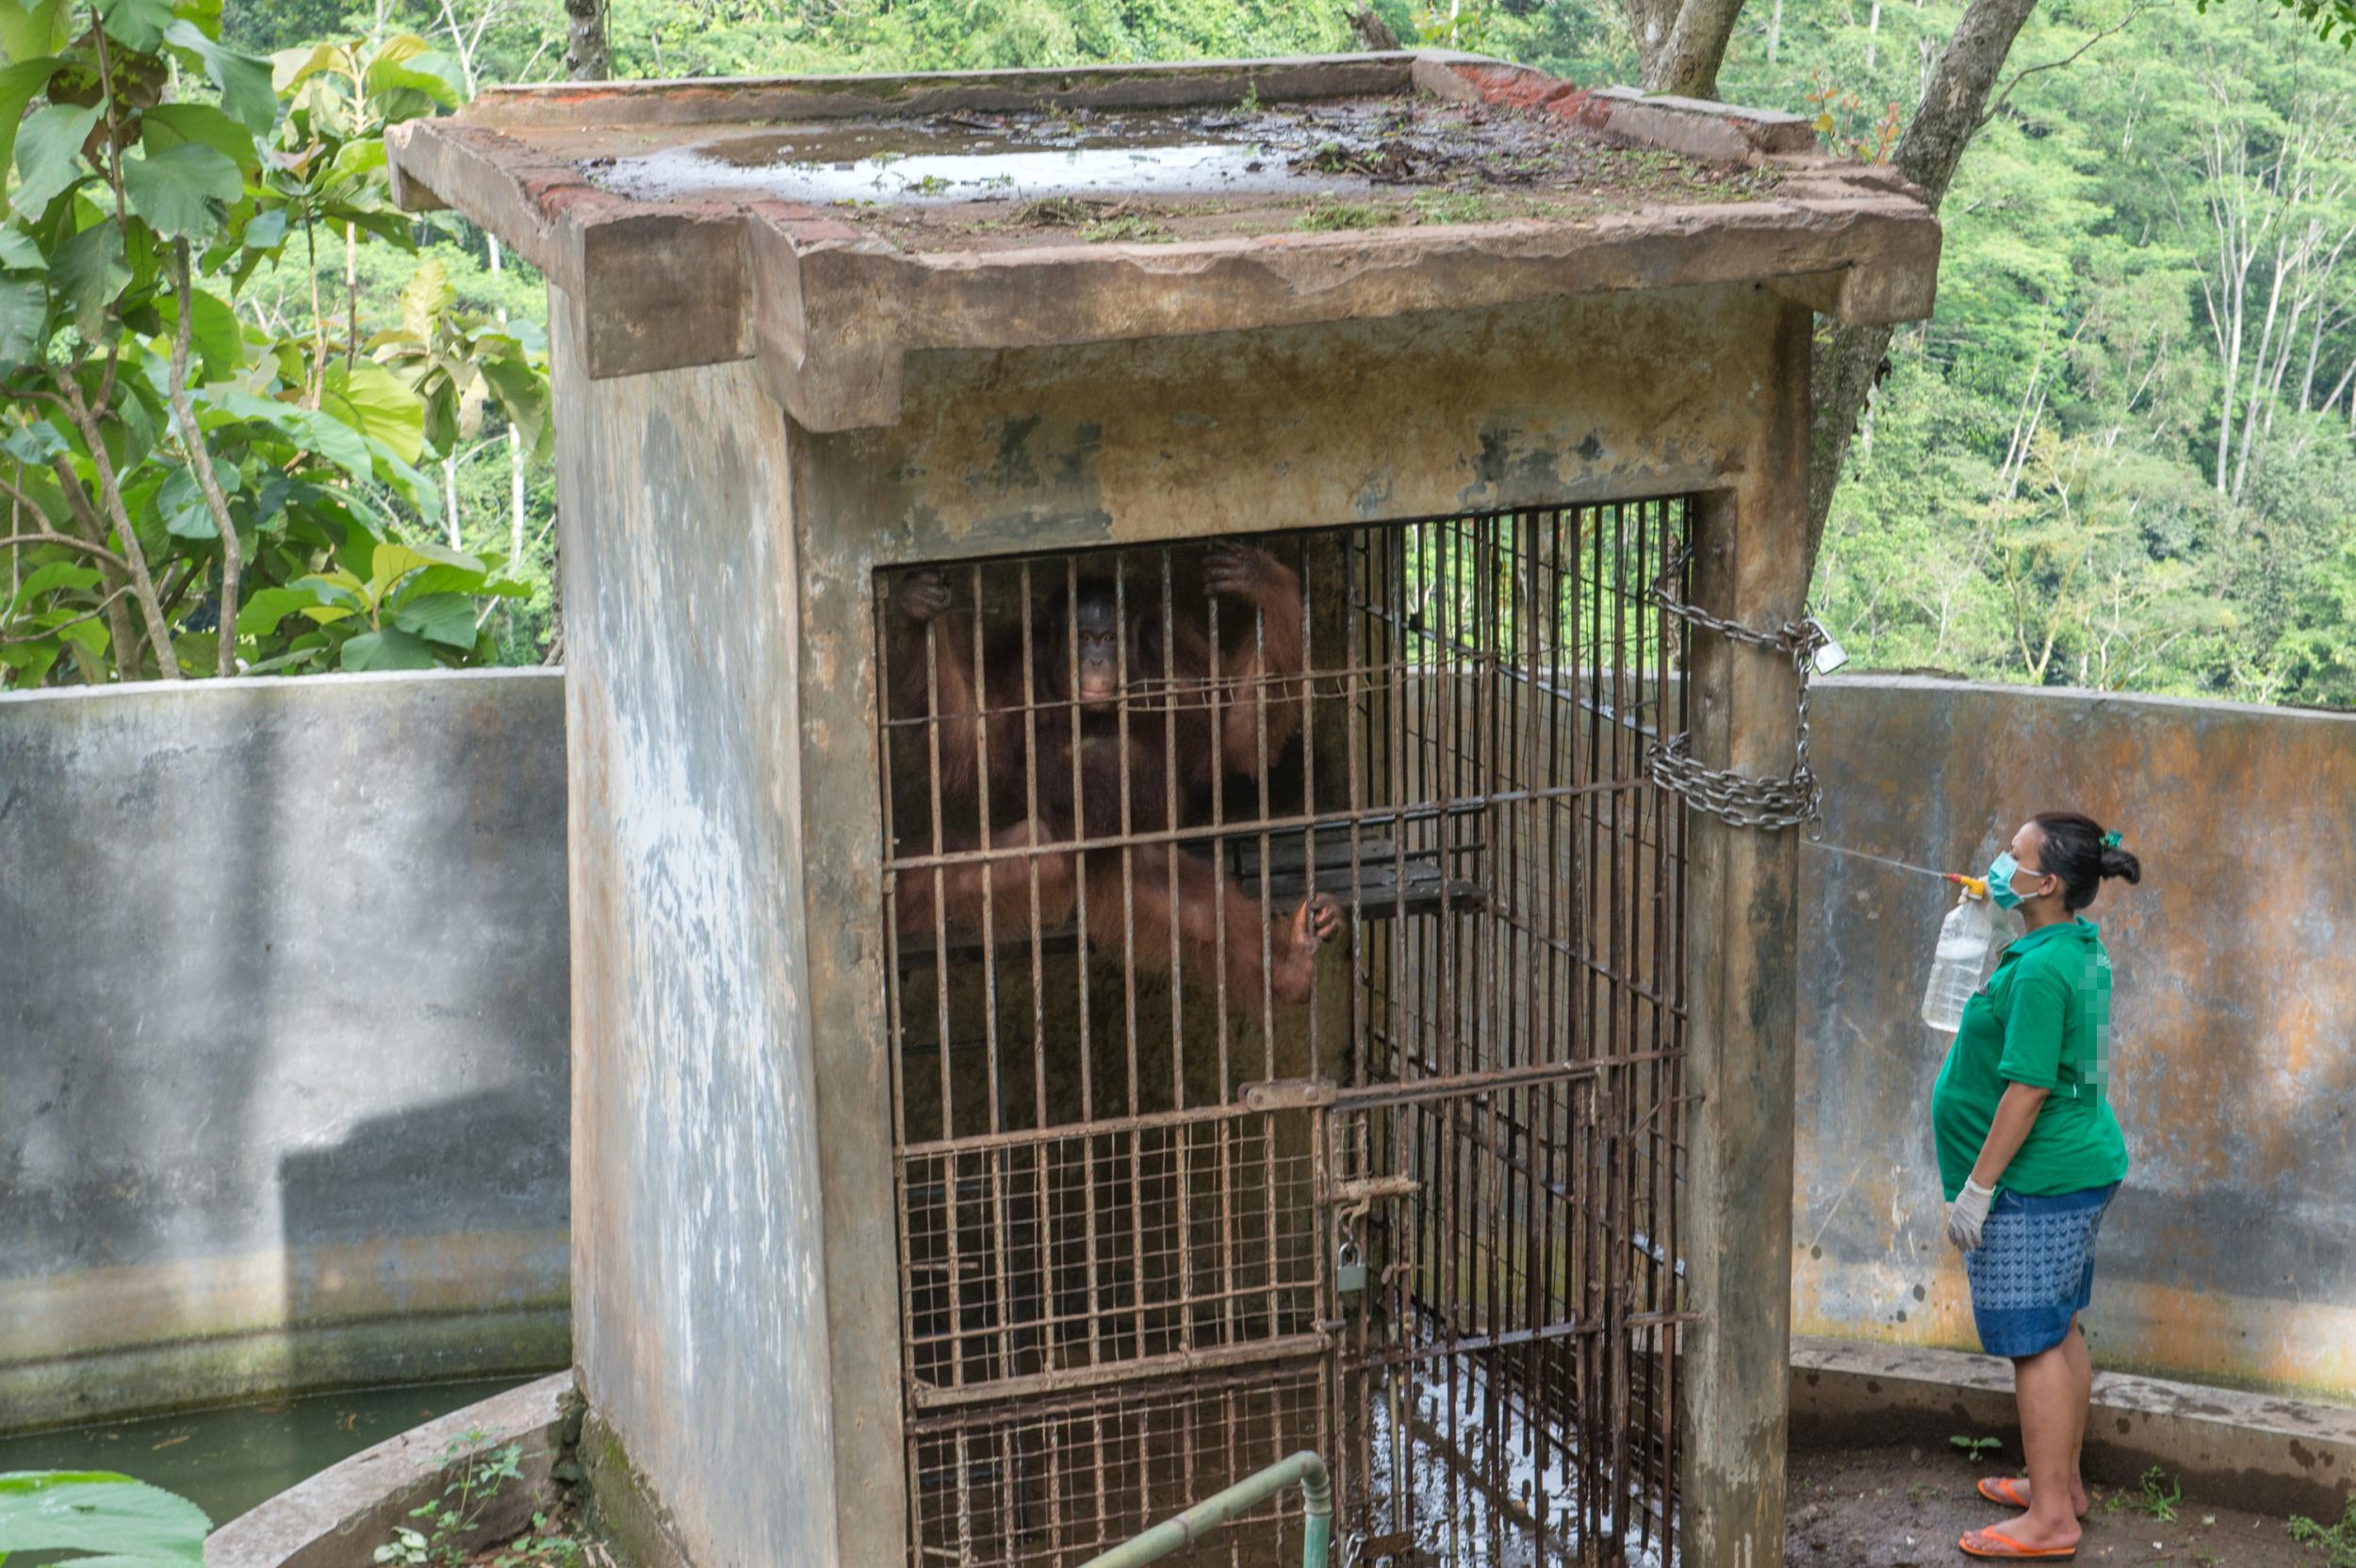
[1930,915,2130,1202]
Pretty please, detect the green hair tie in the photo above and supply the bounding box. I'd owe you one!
[2102,829,2123,849]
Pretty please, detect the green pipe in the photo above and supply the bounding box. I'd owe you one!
[1077,1449,1333,1568]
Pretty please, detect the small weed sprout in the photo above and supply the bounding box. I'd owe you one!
[1413,189,1497,225]
[1080,215,1172,243]
[1240,78,1262,114]
[2288,1494,2356,1567]
[1948,1434,2004,1462]
[1295,196,1384,232]
[2100,1465,2182,1523]
[373,1430,579,1568]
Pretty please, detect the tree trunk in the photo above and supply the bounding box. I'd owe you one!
[1643,0,1750,96]
[563,0,608,81]
[485,233,527,564]
[1808,0,2043,557]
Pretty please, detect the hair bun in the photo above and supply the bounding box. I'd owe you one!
[2100,845,2142,885]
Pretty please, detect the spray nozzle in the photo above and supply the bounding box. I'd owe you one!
[1946,873,1989,900]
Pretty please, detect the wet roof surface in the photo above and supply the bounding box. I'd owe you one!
[566,95,1782,253]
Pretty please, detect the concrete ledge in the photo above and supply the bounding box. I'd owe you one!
[1,1307,569,1438]
[206,1372,576,1568]
[1792,1336,2356,1521]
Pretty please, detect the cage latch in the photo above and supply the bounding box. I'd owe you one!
[1644,545,1843,836]
[1240,1076,1337,1112]
[1318,1173,1421,1206]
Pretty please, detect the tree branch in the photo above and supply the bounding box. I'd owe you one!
[1978,5,2146,132]
[1808,0,2043,559]
[0,531,134,574]
[167,241,244,678]
[57,372,181,678]
[3,584,131,645]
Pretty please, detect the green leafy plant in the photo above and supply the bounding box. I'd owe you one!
[1413,189,1498,225]
[1079,214,1170,242]
[0,1,543,687]
[2289,1494,2356,1567]
[1295,195,1385,231]
[372,1430,579,1568]
[1949,1433,2004,1462]
[0,1470,209,1565]
[2100,1464,2183,1522]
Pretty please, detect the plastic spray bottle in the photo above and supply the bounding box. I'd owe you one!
[1920,874,1996,1034]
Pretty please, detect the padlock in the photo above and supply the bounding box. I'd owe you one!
[1335,1238,1367,1296]
[1808,617,1849,676]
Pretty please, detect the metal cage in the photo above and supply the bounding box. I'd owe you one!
[877,499,1695,1567]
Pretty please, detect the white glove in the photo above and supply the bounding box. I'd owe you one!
[1946,1178,1995,1251]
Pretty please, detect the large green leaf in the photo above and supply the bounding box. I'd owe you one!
[95,0,172,52]
[270,41,346,94]
[121,143,242,239]
[48,217,125,325]
[154,462,238,540]
[8,102,99,220]
[320,358,424,464]
[139,104,259,172]
[0,272,43,367]
[339,626,436,670]
[0,224,42,270]
[368,539,479,601]
[236,581,342,637]
[0,1471,210,1565]
[475,351,550,462]
[397,255,454,336]
[9,561,100,610]
[364,35,464,109]
[2,417,66,464]
[320,138,387,193]
[0,2,72,62]
[161,20,274,135]
[240,207,287,252]
[203,390,371,482]
[156,282,242,381]
[389,590,479,647]
[0,57,61,185]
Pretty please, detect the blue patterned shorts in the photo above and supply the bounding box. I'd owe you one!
[1965,1183,2120,1358]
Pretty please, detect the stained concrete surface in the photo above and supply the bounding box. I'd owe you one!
[1795,676,2356,1396]
[0,671,572,1431]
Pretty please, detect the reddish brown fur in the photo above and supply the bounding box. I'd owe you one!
[886,540,1335,1008]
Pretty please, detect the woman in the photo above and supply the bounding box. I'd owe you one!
[1932,811,2140,1561]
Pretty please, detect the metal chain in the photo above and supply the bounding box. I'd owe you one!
[1644,546,1832,836]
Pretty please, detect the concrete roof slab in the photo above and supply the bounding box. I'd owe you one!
[386,51,1940,428]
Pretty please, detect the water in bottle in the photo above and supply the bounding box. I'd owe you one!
[1921,883,1996,1033]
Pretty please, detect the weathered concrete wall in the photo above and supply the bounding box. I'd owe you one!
[551,292,836,1568]
[0,670,571,1432]
[1793,676,2356,1396]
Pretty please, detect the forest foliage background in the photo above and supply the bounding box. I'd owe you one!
[8,0,2354,707]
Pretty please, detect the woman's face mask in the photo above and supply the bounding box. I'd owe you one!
[1986,850,2054,910]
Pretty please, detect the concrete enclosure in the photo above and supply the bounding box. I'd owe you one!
[0,672,570,1432]
[390,47,1938,1568]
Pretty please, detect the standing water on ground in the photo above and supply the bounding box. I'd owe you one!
[0,1376,536,1530]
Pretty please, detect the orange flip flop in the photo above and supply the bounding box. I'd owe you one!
[1977,1477,2091,1517]
[1959,1526,2078,1560]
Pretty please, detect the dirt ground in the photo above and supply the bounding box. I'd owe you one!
[1788,1445,2336,1567]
